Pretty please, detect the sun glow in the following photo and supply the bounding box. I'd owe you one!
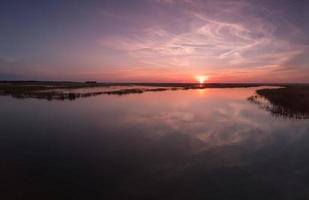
[195,75,208,84]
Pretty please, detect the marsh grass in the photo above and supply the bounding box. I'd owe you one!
[0,82,271,100]
[2,81,308,109]
[248,86,309,119]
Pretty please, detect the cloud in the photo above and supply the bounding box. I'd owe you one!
[100,1,304,71]
[1,0,308,82]
[279,51,309,71]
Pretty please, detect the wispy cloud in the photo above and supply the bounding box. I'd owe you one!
[1,0,308,82]
[100,0,306,81]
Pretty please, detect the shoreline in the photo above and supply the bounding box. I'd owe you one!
[1,82,309,119]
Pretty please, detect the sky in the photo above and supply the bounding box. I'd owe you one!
[0,0,309,83]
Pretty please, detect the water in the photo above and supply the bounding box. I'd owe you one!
[1,87,309,200]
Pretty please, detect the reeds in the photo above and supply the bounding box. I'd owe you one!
[248,86,309,119]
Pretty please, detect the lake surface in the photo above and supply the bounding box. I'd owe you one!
[1,87,309,200]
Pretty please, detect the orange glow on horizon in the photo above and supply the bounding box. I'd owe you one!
[195,75,208,84]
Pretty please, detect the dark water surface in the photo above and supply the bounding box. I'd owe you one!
[1,87,309,200]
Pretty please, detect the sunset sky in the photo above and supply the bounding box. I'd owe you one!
[0,0,309,83]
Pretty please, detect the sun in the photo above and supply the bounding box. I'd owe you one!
[195,75,208,84]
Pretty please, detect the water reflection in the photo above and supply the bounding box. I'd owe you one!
[0,88,309,199]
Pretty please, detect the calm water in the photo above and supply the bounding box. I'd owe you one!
[1,87,309,200]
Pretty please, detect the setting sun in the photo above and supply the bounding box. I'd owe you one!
[195,75,208,84]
